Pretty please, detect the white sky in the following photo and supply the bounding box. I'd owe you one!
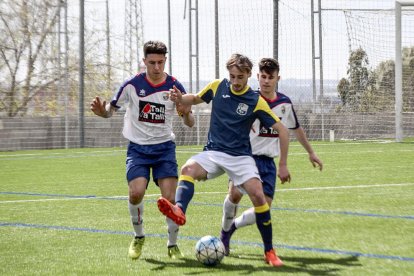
[68,0,412,86]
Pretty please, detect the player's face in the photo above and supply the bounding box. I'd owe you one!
[228,66,251,92]
[143,54,166,82]
[258,70,280,95]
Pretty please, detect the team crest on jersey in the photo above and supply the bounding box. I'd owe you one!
[139,100,166,123]
[281,105,286,114]
[162,92,169,101]
[236,103,248,115]
[139,89,146,97]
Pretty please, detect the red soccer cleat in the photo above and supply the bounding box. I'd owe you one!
[157,197,186,226]
[264,249,284,267]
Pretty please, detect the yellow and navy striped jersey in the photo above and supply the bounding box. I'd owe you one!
[198,79,280,156]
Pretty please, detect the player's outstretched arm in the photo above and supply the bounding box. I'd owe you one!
[272,121,291,184]
[90,96,114,118]
[176,102,195,127]
[294,127,323,171]
[170,85,204,106]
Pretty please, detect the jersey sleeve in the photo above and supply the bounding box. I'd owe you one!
[110,79,132,109]
[284,105,300,129]
[174,79,187,95]
[198,79,222,103]
[254,96,280,128]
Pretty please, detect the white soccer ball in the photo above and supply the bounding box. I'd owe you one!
[195,235,225,266]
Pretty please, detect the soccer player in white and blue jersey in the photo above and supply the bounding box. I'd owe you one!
[220,58,323,260]
[157,54,291,267]
[90,41,194,260]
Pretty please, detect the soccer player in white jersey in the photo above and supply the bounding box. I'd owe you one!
[220,57,323,258]
[157,54,291,267]
[90,41,194,260]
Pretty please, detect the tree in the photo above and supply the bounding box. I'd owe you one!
[337,46,414,112]
[402,46,414,112]
[0,1,118,118]
[337,77,350,106]
[337,47,371,111]
[371,46,414,112]
[372,60,394,112]
[0,0,61,117]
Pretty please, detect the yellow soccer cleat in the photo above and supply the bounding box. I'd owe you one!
[168,245,184,259]
[128,236,145,259]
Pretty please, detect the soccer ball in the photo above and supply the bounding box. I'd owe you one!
[195,235,225,266]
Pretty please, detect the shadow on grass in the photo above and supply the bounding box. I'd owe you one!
[145,254,361,275]
[281,255,362,267]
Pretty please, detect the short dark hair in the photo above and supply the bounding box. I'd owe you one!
[226,53,253,74]
[258,58,280,75]
[143,41,168,57]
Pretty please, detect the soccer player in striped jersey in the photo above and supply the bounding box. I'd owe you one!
[157,54,291,267]
[90,41,194,260]
[220,58,323,259]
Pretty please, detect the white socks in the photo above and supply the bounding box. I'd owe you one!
[129,201,144,237]
[166,217,179,247]
[222,195,238,231]
[234,208,256,228]
[129,200,179,246]
[222,195,257,230]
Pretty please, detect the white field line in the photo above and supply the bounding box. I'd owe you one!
[2,148,413,161]
[1,140,412,159]
[0,183,413,204]
[0,150,126,158]
[279,182,414,191]
[0,198,99,203]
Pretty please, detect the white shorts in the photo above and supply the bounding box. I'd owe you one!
[188,151,261,186]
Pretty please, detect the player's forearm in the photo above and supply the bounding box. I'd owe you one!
[274,122,289,165]
[294,127,314,155]
[182,111,195,127]
[181,94,204,105]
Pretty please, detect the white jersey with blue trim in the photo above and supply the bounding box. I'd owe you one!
[110,72,185,145]
[250,92,300,158]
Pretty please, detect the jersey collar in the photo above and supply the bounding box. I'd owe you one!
[230,85,250,95]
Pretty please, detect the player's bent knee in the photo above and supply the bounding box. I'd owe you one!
[180,162,204,179]
[229,191,242,204]
[247,191,267,206]
[180,165,192,175]
[128,192,144,204]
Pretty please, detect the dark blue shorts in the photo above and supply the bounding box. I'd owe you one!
[126,140,178,185]
[253,155,277,199]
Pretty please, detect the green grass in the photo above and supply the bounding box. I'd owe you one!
[0,140,413,275]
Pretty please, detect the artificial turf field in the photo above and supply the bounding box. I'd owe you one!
[1,140,413,275]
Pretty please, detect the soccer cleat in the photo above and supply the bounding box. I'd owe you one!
[128,236,145,259]
[157,197,186,226]
[264,249,284,267]
[220,223,236,256]
[168,245,184,259]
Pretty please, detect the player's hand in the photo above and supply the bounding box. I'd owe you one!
[176,102,191,117]
[309,153,323,171]
[90,96,107,117]
[169,85,183,103]
[277,164,291,184]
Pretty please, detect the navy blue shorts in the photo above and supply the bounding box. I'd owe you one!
[126,140,178,185]
[253,155,277,199]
